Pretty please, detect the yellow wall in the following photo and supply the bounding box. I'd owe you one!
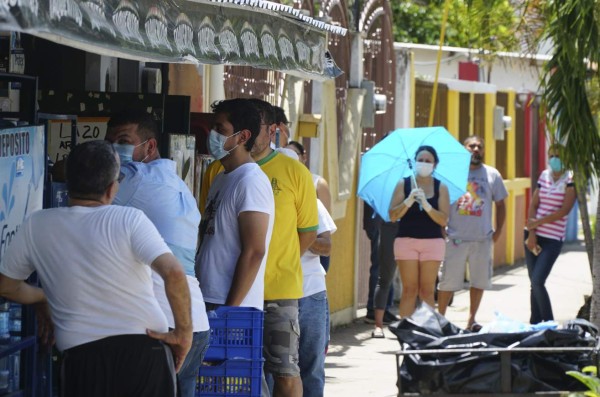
[325,176,358,312]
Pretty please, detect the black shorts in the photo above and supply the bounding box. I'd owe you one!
[61,334,176,397]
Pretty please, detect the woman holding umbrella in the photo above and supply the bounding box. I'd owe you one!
[386,145,450,323]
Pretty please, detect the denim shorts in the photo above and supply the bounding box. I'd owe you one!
[263,299,301,377]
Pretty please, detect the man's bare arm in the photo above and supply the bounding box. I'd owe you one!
[0,274,46,304]
[309,231,331,256]
[298,230,317,256]
[148,253,192,372]
[226,211,270,306]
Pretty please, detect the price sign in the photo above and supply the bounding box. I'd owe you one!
[47,117,109,163]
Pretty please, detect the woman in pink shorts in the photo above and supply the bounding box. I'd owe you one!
[388,145,449,320]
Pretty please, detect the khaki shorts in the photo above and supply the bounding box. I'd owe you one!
[263,299,301,377]
[438,238,493,291]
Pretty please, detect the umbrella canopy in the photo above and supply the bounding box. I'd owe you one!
[358,127,471,222]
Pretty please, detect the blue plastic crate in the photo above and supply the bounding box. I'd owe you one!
[204,307,264,362]
[197,359,262,396]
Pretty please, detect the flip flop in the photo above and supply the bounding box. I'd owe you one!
[469,322,483,333]
[371,328,385,339]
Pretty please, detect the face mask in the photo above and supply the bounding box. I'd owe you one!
[549,157,563,173]
[415,161,434,177]
[113,143,135,164]
[208,130,240,160]
[112,140,148,164]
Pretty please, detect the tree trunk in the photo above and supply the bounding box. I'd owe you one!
[577,185,594,270]
[588,192,600,327]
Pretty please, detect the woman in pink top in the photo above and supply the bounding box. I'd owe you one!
[524,144,576,324]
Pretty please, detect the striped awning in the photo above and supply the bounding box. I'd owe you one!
[0,0,346,80]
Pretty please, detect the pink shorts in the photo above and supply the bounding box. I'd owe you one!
[394,237,446,262]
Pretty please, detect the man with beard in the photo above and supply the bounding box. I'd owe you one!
[437,135,507,332]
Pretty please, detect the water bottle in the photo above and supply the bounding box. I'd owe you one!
[0,357,9,393]
[8,353,19,392]
[0,312,10,344]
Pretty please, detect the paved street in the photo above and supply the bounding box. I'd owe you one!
[324,242,592,396]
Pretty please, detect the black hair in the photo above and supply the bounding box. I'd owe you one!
[287,141,305,155]
[107,108,159,142]
[415,145,439,164]
[211,99,261,151]
[464,135,484,147]
[247,98,275,125]
[67,140,119,199]
[273,106,288,125]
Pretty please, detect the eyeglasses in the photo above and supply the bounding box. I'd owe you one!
[117,172,125,183]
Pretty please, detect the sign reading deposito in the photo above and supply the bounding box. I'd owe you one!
[0,125,44,263]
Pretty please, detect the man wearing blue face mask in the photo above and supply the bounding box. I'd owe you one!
[195,99,274,310]
[105,109,210,397]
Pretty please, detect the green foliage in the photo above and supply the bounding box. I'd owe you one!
[567,366,600,397]
[390,0,520,54]
[541,0,600,182]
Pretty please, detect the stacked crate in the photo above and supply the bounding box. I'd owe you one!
[197,307,264,396]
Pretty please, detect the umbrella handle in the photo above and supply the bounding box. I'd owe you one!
[409,173,423,211]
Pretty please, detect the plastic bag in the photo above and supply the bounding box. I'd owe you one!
[391,305,596,394]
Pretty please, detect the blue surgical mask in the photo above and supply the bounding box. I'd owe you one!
[113,143,135,164]
[208,130,240,160]
[549,157,563,173]
[112,140,148,164]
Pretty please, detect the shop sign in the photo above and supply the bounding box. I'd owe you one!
[0,126,44,263]
[0,0,343,80]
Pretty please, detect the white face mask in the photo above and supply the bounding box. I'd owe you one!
[415,161,434,177]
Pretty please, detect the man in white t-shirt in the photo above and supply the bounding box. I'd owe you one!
[196,98,274,310]
[0,140,192,397]
[105,109,210,397]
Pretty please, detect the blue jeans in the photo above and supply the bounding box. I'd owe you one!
[524,230,563,324]
[298,291,329,397]
[178,330,210,397]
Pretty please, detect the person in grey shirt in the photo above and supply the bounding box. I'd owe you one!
[437,135,508,332]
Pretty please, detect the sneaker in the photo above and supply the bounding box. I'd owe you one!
[364,310,375,324]
[382,311,400,324]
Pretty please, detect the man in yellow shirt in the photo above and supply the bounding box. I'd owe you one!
[249,98,317,397]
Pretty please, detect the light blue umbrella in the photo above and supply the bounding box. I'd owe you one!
[358,127,471,222]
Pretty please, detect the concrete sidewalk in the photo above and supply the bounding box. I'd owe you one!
[324,242,592,396]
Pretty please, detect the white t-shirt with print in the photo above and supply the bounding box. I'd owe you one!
[447,164,508,241]
[196,163,274,309]
[0,206,170,351]
[302,199,337,297]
